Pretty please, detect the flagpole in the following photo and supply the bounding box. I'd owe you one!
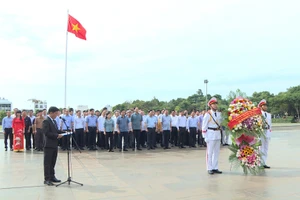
[64,9,69,108]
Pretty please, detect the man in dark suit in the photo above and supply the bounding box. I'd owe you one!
[43,106,64,186]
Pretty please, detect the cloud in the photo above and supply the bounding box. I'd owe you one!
[0,0,299,109]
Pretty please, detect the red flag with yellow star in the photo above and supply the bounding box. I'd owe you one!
[67,14,86,40]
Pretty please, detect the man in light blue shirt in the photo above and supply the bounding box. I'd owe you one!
[85,109,98,150]
[60,109,74,150]
[162,110,172,149]
[145,110,157,150]
[2,111,13,151]
[131,107,143,151]
[117,110,130,152]
[187,111,198,148]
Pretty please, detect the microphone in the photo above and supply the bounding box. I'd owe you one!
[59,116,66,121]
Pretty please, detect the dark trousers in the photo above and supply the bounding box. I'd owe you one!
[156,132,163,147]
[4,128,13,149]
[189,127,197,147]
[163,130,170,148]
[179,127,186,147]
[140,130,146,147]
[153,131,157,147]
[128,131,133,148]
[62,130,70,149]
[147,128,155,149]
[75,128,84,148]
[118,132,129,150]
[197,130,206,146]
[44,147,58,181]
[97,131,105,148]
[185,130,189,146]
[35,128,44,150]
[133,130,141,149]
[26,127,35,148]
[25,127,31,149]
[171,127,178,146]
[88,127,97,149]
[105,132,113,150]
[113,131,118,148]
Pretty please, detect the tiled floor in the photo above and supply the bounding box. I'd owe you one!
[0,126,299,200]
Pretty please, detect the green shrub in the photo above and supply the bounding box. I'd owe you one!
[272,116,294,123]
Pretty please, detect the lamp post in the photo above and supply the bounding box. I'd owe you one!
[204,79,208,111]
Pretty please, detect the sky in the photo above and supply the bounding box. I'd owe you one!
[0,0,299,110]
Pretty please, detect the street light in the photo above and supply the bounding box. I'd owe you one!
[204,79,208,111]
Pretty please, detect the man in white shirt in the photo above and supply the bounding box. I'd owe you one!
[74,110,85,150]
[112,110,120,149]
[202,97,223,175]
[170,110,178,147]
[11,108,18,118]
[140,110,147,148]
[97,110,106,150]
[28,109,36,149]
[177,111,187,148]
[258,99,272,169]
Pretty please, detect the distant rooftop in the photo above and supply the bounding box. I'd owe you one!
[0,99,12,104]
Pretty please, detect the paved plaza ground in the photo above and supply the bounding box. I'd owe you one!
[0,125,299,200]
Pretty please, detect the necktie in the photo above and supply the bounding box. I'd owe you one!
[52,119,58,129]
[214,112,217,117]
[265,113,267,118]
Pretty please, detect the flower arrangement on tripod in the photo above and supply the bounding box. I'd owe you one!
[226,97,266,175]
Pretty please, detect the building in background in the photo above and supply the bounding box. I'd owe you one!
[105,105,112,111]
[77,105,88,112]
[27,99,47,111]
[0,98,12,111]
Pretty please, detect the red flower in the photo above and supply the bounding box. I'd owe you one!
[235,134,256,146]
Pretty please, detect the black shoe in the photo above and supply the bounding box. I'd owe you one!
[264,165,271,169]
[167,147,171,149]
[51,177,61,183]
[208,170,214,175]
[137,148,142,151]
[123,149,128,151]
[163,147,167,150]
[111,150,114,152]
[212,169,222,174]
[5,148,7,151]
[44,180,54,186]
[10,148,13,151]
[80,147,84,150]
[119,149,122,152]
[147,148,151,150]
[132,148,135,151]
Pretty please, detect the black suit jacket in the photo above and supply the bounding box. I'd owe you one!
[43,117,62,148]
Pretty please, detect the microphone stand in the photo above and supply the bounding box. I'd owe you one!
[56,119,83,187]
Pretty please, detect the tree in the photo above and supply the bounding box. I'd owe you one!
[286,86,300,118]
[227,89,247,102]
[250,91,275,112]
[0,110,6,125]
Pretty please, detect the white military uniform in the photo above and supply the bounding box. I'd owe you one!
[261,110,272,165]
[202,110,222,171]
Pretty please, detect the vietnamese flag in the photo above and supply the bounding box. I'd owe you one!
[67,14,86,40]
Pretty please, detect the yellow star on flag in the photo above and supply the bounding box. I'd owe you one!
[72,23,81,32]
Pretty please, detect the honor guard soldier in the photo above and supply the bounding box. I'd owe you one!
[258,99,272,169]
[202,97,223,175]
